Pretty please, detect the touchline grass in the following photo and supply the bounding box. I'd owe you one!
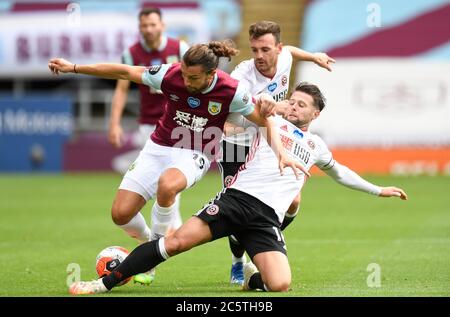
[0,172,448,296]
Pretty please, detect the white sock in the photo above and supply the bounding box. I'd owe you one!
[232,255,246,265]
[118,212,151,244]
[170,194,182,230]
[151,200,176,240]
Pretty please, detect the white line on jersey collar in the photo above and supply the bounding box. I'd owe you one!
[201,73,218,94]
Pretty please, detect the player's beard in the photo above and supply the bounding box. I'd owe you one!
[186,80,210,94]
[143,30,161,46]
[286,114,302,126]
[255,59,267,73]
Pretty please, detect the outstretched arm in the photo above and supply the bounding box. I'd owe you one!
[285,46,336,72]
[323,161,408,200]
[48,58,146,83]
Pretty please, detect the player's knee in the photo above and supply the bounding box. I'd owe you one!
[111,202,133,225]
[266,278,291,292]
[164,235,191,256]
[157,177,178,200]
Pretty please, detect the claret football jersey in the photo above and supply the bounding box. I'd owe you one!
[141,63,255,157]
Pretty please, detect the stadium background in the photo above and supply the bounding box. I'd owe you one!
[0,0,449,296]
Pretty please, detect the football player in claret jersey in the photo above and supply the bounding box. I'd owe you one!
[66,82,407,295]
[108,7,189,285]
[221,20,335,285]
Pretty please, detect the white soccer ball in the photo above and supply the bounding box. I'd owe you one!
[95,246,131,286]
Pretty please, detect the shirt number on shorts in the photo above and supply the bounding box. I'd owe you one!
[272,226,285,243]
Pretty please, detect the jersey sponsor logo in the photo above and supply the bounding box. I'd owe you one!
[292,143,311,165]
[274,89,288,102]
[307,139,316,150]
[280,125,288,132]
[187,97,201,108]
[268,82,277,92]
[166,55,179,64]
[207,101,222,115]
[170,94,180,102]
[281,75,288,86]
[293,130,304,139]
[280,135,294,151]
[148,65,161,75]
[173,110,208,132]
[206,204,219,216]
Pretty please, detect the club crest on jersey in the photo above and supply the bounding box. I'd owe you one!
[206,204,219,216]
[208,101,222,115]
[166,55,179,64]
[148,65,161,75]
[293,130,304,139]
[187,97,201,108]
[224,175,234,187]
[268,82,277,92]
[307,139,316,150]
[281,75,288,86]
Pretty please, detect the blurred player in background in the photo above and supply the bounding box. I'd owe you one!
[109,7,188,285]
[221,20,335,285]
[67,82,406,295]
[109,7,188,170]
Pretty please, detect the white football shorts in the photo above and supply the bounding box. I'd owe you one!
[119,138,211,201]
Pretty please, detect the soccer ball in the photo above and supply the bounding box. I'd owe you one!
[95,246,131,286]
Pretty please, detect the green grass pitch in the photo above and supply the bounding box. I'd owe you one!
[0,172,449,296]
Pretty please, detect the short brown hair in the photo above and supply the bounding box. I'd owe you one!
[139,7,162,19]
[183,40,239,74]
[293,82,326,111]
[249,21,281,44]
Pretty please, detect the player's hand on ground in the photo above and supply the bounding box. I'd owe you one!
[379,186,408,200]
[109,124,124,148]
[48,58,74,75]
[279,155,310,179]
[313,53,336,72]
[258,94,277,118]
